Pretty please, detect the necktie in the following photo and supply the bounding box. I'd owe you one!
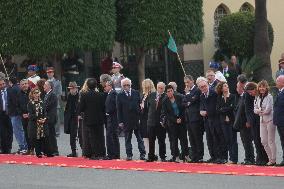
[127,91,131,98]
[1,90,6,112]
[4,90,7,112]
[156,94,160,110]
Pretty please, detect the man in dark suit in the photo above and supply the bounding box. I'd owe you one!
[274,75,284,166]
[245,82,268,165]
[197,77,226,164]
[161,85,190,163]
[183,75,204,163]
[43,80,59,156]
[116,78,146,161]
[234,76,255,165]
[221,59,238,94]
[146,82,167,162]
[103,79,120,160]
[78,78,106,159]
[0,78,13,154]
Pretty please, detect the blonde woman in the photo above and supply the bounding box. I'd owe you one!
[254,80,276,166]
[27,88,49,158]
[140,79,156,154]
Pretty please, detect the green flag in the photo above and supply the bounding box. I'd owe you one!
[167,35,177,53]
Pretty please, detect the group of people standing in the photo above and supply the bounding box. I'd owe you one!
[0,65,61,157]
[1,54,284,167]
[70,55,284,166]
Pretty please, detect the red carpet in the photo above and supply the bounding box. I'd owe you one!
[1,154,284,177]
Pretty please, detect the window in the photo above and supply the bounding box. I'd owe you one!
[240,2,254,12]
[213,4,230,47]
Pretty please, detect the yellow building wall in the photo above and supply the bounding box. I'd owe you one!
[201,0,284,79]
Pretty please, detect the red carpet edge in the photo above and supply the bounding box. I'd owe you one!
[1,154,284,177]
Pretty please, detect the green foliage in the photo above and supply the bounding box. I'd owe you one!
[241,55,265,81]
[218,12,274,60]
[0,0,116,56]
[116,0,204,49]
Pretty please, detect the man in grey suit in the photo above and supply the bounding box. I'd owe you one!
[46,67,62,137]
[116,78,146,161]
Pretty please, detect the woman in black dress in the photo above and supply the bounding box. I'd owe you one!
[27,88,49,158]
[140,79,156,154]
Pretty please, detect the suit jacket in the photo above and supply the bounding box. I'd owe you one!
[161,93,185,126]
[244,92,259,126]
[234,95,246,130]
[64,93,79,134]
[183,85,202,123]
[18,89,30,115]
[209,80,218,90]
[273,90,284,127]
[254,94,274,123]
[7,84,21,116]
[105,89,117,116]
[216,93,236,124]
[147,92,165,127]
[44,90,58,126]
[116,89,141,130]
[200,89,218,120]
[78,90,105,126]
[223,68,238,94]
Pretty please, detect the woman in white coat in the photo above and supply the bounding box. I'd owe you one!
[254,80,277,166]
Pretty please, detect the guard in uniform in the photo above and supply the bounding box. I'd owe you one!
[27,65,40,89]
[111,62,125,93]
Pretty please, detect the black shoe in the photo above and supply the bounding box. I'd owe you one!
[160,158,167,162]
[154,155,158,161]
[168,157,180,163]
[112,156,120,160]
[36,154,42,158]
[103,156,113,160]
[255,161,267,166]
[205,158,216,163]
[195,159,204,163]
[140,155,146,160]
[90,155,99,160]
[146,158,155,162]
[46,154,54,157]
[241,160,254,165]
[216,159,227,164]
[67,152,77,157]
[126,156,132,161]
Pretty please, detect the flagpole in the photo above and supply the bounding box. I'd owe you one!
[0,54,9,80]
[167,30,186,76]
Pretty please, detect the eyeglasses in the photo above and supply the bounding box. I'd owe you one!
[123,84,130,87]
[199,85,207,89]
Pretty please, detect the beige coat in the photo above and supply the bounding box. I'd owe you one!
[254,93,274,123]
